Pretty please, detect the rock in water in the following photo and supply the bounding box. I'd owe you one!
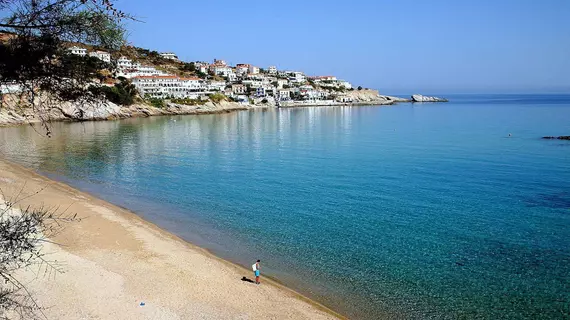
[411,94,448,102]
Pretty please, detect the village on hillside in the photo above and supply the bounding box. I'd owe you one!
[64,46,362,106]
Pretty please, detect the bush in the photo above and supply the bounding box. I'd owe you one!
[90,79,137,106]
[209,93,226,103]
[261,98,268,104]
[357,86,363,91]
[171,98,207,106]
[148,97,165,108]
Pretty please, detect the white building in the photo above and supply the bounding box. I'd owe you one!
[248,65,260,74]
[207,81,226,91]
[242,79,263,88]
[117,56,133,69]
[227,72,237,82]
[289,71,306,83]
[232,84,246,94]
[88,51,111,63]
[210,65,233,77]
[67,46,87,56]
[276,79,289,89]
[339,80,352,89]
[236,64,250,76]
[116,56,169,79]
[278,89,291,101]
[131,75,204,98]
[118,64,169,79]
[198,65,209,74]
[268,66,277,74]
[336,95,354,103]
[160,52,179,60]
[256,87,266,97]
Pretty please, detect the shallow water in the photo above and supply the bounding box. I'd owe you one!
[1,94,569,319]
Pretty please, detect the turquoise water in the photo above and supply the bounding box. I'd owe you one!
[0,94,569,319]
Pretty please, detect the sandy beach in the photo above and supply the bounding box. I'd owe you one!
[0,159,343,320]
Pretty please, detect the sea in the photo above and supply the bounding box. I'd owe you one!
[0,94,569,319]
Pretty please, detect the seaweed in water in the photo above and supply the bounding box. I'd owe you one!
[524,191,570,210]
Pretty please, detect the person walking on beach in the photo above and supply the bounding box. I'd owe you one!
[252,260,261,285]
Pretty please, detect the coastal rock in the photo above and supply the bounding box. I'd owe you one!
[382,95,412,103]
[411,94,448,103]
[542,136,570,140]
[0,93,252,126]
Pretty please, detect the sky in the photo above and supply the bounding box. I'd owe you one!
[115,0,570,94]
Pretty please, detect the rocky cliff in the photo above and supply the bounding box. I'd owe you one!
[0,95,250,126]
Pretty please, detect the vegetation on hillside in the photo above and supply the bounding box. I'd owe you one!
[171,98,207,106]
[89,78,137,105]
[0,0,128,135]
[209,93,226,103]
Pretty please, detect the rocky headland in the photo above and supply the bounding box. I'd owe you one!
[411,94,448,102]
[0,89,448,127]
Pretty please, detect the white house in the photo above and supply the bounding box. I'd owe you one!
[268,66,277,74]
[117,56,133,69]
[227,72,237,82]
[160,52,179,60]
[88,51,111,63]
[179,77,204,91]
[248,65,260,74]
[131,75,204,98]
[119,64,169,79]
[289,71,306,83]
[232,84,246,94]
[256,87,266,97]
[242,79,263,88]
[339,80,353,89]
[198,65,208,74]
[210,65,233,77]
[236,64,250,76]
[67,46,87,56]
[207,80,226,91]
[336,95,354,103]
[276,79,289,89]
[278,89,291,101]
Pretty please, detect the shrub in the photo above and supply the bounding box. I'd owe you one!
[357,86,363,91]
[148,97,165,108]
[209,93,226,103]
[90,78,137,106]
[171,98,207,106]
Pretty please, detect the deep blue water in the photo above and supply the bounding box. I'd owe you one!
[0,94,569,319]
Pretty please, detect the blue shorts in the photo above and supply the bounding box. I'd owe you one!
[255,270,260,277]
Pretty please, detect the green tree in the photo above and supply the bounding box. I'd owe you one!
[357,86,363,91]
[0,0,129,134]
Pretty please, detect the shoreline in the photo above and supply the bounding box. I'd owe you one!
[0,91,407,128]
[0,158,346,319]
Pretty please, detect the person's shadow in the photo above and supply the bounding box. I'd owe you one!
[241,276,255,283]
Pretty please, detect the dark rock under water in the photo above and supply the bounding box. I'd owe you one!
[542,136,570,140]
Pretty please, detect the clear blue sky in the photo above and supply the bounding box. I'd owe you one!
[117,0,569,94]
